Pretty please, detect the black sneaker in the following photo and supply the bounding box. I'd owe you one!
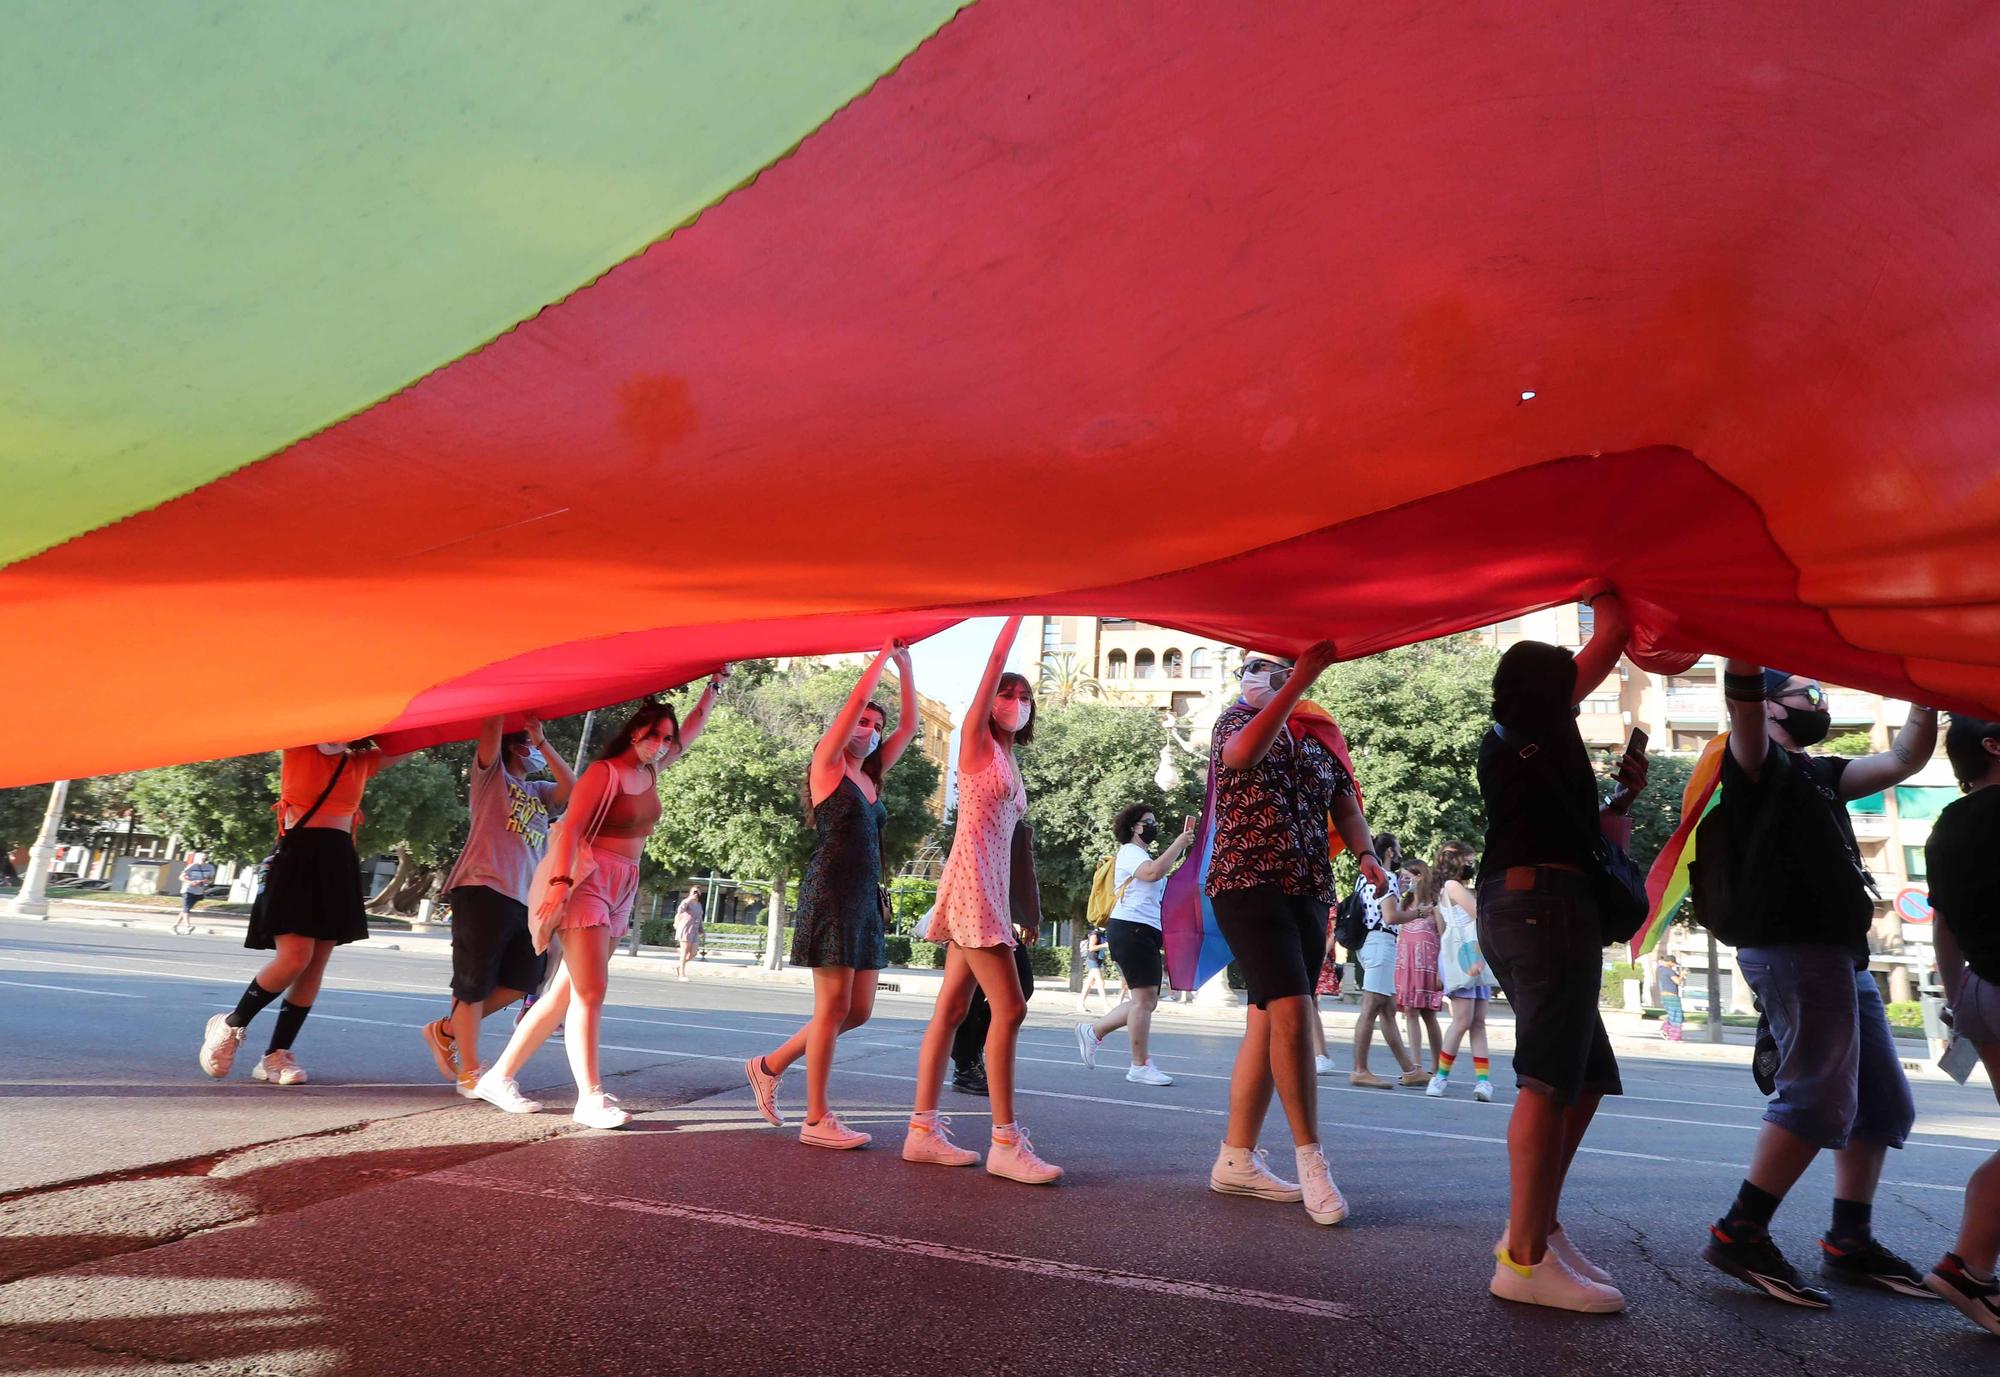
[1926,1254,2000,1336]
[951,1062,989,1096]
[1820,1238,1937,1299]
[1704,1224,1832,1308]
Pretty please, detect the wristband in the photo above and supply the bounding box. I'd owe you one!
[1359,850,1380,865]
[1723,671,1767,703]
[550,876,574,887]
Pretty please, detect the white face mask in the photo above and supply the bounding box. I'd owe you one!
[314,742,346,756]
[522,747,547,774]
[1239,663,1292,708]
[636,735,670,764]
[993,699,1031,732]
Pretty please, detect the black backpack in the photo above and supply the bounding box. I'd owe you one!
[1689,746,1871,947]
[1333,887,1369,952]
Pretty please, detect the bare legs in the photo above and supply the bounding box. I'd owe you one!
[1223,995,1319,1151]
[916,944,1026,1124]
[1402,1006,1443,1074]
[760,967,878,1122]
[488,926,615,1097]
[1090,985,1160,1066]
[1504,1086,1604,1264]
[1439,994,1489,1067]
[1353,991,1414,1075]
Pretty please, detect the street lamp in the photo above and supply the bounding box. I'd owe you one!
[6,780,69,919]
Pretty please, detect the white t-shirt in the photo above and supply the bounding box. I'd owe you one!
[1109,842,1165,929]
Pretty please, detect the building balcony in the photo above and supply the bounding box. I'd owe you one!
[1848,812,1891,840]
[1828,691,1876,723]
[1664,688,1722,722]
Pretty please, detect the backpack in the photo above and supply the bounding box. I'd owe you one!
[1333,887,1369,952]
[1689,746,1870,947]
[1085,853,1134,929]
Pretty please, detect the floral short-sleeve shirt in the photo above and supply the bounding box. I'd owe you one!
[1205,700,1355,902]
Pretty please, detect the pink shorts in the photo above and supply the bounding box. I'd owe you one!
[560,850,639,941]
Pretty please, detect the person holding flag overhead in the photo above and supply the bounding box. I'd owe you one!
[1200,642,1386,1228]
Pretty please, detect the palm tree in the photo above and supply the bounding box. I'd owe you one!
[1037,652,1104,708]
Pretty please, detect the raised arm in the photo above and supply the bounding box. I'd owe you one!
[1220,640,1336,772]
[1133,815,1196,882]
[1835,705,1939,799]
[960,615,1023,775]
[526,715,577,810]
[1721,657,1774,782]
[473,715,505,771]
[663,669,729,766]
[878,641,921,772]
[810,640,902,805]
[1571,593,1630,705]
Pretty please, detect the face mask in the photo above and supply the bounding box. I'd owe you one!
[1240,664,1292,706]
[314,742,345,756]
[636,736,669,764]
[1778,705,1832,748]
[1139,822,1159,844]
[994,699,1031,732]
[523,747,547,774]
[852,728,881,757]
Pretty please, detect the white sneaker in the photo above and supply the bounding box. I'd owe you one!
[1474,1080,1494,1102]
[1209,1143,1303,1202]
[1548,1227,1615,1284]
[198,1013,245,1079]
[455,1067,482,1099]
[800,1112,871,1150]
[1490,1245,1625,1313]
[1074,1022,1100,1070]
[986,1124,1062,1185]
[1125,1061,1173,1086]
[252,1050,308,1086]
[573,1090,632,1130]
[1426,1073,1448,1098]
[1294,1144,1348,1225]
[474,1072,543,1114]
[1314,1054,1337,1075]
[902,1115,981,1167]
[745,1056,785,1126]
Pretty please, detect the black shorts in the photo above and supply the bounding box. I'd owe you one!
[1106,919,1164,989]
[448,885,546,1005]
[247,827,368,949]
[1209,886,1328,1009]
[1477,868,1621,1105]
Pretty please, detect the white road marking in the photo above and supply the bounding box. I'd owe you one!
[428,1170,1356,1319]
[0,977,142,998]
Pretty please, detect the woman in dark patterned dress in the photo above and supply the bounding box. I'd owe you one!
[746,638,921,1148]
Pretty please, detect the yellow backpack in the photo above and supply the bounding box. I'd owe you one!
[1085,853,1134,929]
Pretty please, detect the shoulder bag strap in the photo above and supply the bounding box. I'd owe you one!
[281,752,349,841]
[1493,722,1606,853]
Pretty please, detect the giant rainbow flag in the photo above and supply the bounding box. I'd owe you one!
[7,3,2000,786]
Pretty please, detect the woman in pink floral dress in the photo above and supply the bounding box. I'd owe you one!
[903,616,1061,1185]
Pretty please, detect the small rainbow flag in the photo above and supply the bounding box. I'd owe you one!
[1630,733,1731,958]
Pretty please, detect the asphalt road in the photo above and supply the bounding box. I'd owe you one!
[2,915,1995,1375]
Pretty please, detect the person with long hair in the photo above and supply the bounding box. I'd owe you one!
[419,714,576,1096]
[1421,840,1492,1100]
[746,639,921,1149]
[1479,596,1645,1312]
[199,739,412,1085]
[904,616,1061,1184]
[473,679,724,1128]
[1077,927,1112,1014]
[1075,801,1195,1086]
[1205,645,1388,1227]
[1923,714,2000,1335]
[1390,857,1444,1077]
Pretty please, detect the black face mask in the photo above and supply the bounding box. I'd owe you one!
[1779,706,1832,749]
[1139,822,1160,845]
[1460,861,1478,881]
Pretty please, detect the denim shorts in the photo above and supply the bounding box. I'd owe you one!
[1357,929,1397,997]
[1477,868,1621,1104]
[1737,945,1915,1151]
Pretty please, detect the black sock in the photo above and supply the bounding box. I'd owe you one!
[1721,1180,1783,1238]
[266,1001,311,1054]
[227,980,283,1029]
[1827,1197,1873,1249]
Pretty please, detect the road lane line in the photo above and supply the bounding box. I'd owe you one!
[0,977,142,998]
[427,1171,1356,1319]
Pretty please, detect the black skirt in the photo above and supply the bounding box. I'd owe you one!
[247,826,369,949]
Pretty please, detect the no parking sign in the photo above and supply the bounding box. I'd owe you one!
[1895,886,1932,924]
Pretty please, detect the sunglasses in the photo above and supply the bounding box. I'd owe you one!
[1240,659,1293,677]
[1778,683,1827,708]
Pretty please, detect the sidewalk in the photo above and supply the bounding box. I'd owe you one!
[30,901,1969,1081]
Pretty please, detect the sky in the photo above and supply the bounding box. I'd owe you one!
[905,616,1013,717]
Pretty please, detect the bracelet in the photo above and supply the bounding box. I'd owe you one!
[1358,850,1380,864]
[549,876,574,887]
[1723,671,1767,703]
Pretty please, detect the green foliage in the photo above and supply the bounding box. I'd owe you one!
[2,774,139,853]
[1882,1000,1924,1029]
[1027,943,1071,978]
[647,664,940,887]
[1823,731,1875,757]
[130,755,281,862]
[1600,961,1640,1008]
[907,940,946,969]
[1308,636,1497,866]
[884,934,913,966]
[1014,702,1207,923]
